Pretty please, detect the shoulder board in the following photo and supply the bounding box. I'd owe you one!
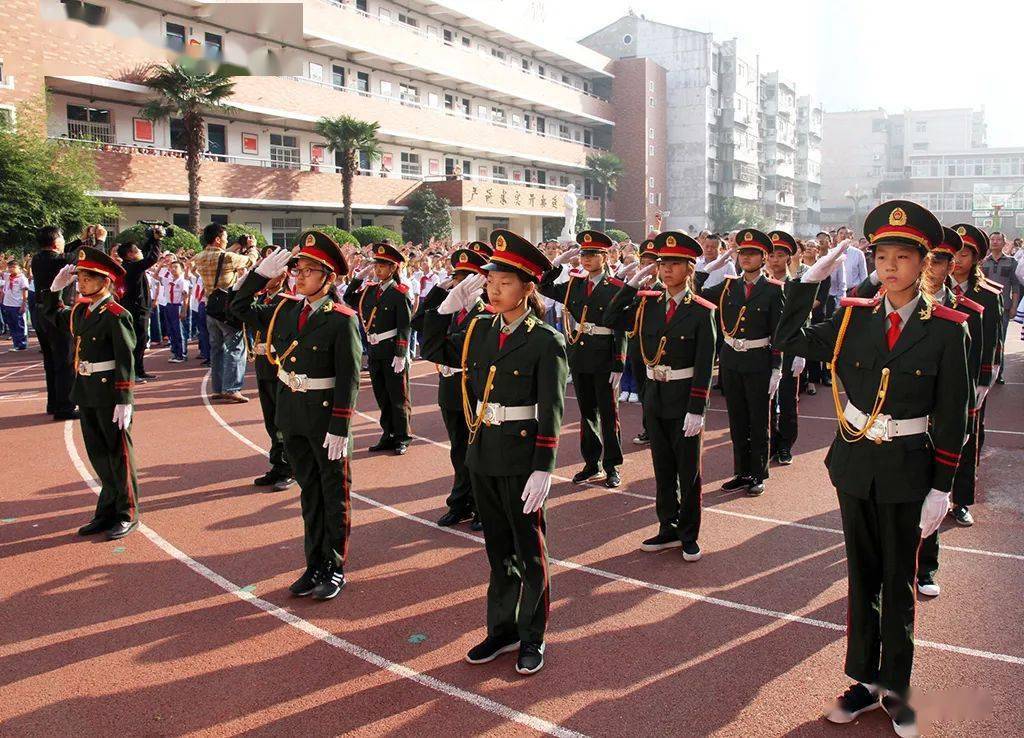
[332,302,356,316]
[839,296,881,309]
[637,290,662,298]
[723,275,738,281]
[607,277,624,288]
[978,280,1001,295]
[984,277,1004,290]
[568,269,587,279]
[954,295,984,315]
[277,292,303,301]
[394,283,410,294]
[104,301,126,316]
[691,294,717,311]
[483,303,498,314]
[474,312,497,320]
[765,277,785,287]
[931,303,968,324]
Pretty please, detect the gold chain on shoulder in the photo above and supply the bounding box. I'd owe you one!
[460,316,497,444]
[358,283,379,334]
[830,307,890,443]
[561,276,589,345]
[635,297,668,367]
[719,280,746,338]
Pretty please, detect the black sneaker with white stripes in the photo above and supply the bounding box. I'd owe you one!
[515,642,545,675]
[464,635,521,664]
[825,683,880,724]
[289,563,321,597]
[311,561,346,600]
[881,694,920,738]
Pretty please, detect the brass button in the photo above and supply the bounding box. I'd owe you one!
[312,346,318,351]
[101,377,107,383]
[92,337,96,341]
[513,370,519,376]
[290,356,297,363]
[740,317,746,322]
[855,361,860,368]
[915,369,922,376]
[323,401,329,407]
[520,429,527,437]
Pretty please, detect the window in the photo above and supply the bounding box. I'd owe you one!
[358,150,371,172]
[400,152,421,178]
[0,104,14,129]
[308,62,324,82]
[648,80,655,92]
[269,133,300,169]
[491,107,506,124]
[491,48,507,62]
[649,97,656,107]
[172,213,191,230]
[165,22,186,51]
[210,214,229,226]
[462,36,471,48]
[357,71,369,93]
[399,83,418,104]
[170,118,186,150]
[64,1,108,26]
[272,217,302,248]
[477,105,488,120]
[204,32,223,61]
[380,80,393,97]
[511,113,521,128]
[872,119,886,133]
[66,104,114,143]
[648,176,655,188]
[648,144,655,157]
[558,123,570,139]
[913,142,928,151]
[492,165,507,181]
[522,58,531,72]
[915,121,927,133]
[583,129,591,146]
[397,12,418,28]
[623,34,633,45]
[443,29,453,45]
[648,127,655,140]
[356,0,367,10]
[427,92,439,108]
[332,64,345,89]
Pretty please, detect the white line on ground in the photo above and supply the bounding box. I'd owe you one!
[0,361,42,381]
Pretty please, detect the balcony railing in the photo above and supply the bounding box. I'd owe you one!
[68,120,116,144]
[317,0,608,102]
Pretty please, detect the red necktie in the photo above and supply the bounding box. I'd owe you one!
[954,284,963,296]
[456,308,468,325]
[498,331,508,350]
[585,280,593,297]
[665,299,677,322]
[886,312,902,350]
[298,303,312,331]
[375,286,383,299]
[744,282,753,300]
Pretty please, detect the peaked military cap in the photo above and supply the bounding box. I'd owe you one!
[466,240,494,258]
[76,245,126,281]
[864,200,943,253]
[290,230,349,274]
[950,222,988,257]
[768,230,798,255]
[933,226,964,259]
[576,229,614,252]
[451,247,489,275]
[735,228,772,255]
[370,241,406,265]
[485,229,552,282]
[654,231,701,261]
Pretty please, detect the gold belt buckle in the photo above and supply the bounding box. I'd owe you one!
[482,403,498,426]
[367,333,379,345]
[286,371,306,392]
[866,415,889,443]
[581,322,594,335]
[653,366,668,382]
[78,362,92,376]
[733,338,746,351]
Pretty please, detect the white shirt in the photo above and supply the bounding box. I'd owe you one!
[192,276,205,307]
[883,294,921,338]
[166,275,187,304]
[3,273,29,308]
[695,254,738,289]
[842,246,869,291]
[156,267,173,306]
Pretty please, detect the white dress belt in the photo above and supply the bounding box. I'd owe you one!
[367,328,398,345]
[578,322,612,336]
[437,365,463,377]
[842,402,929,442]
[253,344,267,356]
[645,365,695,382]
[723,335,770,351]
[277,368,336,392]
[475,401,538,425]
[78,360,116,375]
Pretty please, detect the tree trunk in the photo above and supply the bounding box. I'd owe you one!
[342,148,355,231]
[600,184,607,231]
[185,112,205,235]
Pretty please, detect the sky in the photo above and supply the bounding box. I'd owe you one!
[541,0,1023,146]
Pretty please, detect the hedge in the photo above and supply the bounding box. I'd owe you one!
[115,224,201,254]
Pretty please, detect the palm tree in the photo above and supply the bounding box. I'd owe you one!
[586,151,624,231]
[315,116,382,231]
[139,63,235,234]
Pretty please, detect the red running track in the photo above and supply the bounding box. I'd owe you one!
[1,332,1022,736]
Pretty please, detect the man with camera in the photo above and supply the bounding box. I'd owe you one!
[118,224,164,382]
[192,225,258,403]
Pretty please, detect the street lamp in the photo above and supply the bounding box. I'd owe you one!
[844,184,867,227]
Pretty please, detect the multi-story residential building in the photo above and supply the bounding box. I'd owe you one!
[794,94,823,236]
[1,0,617,243]
[821,107,987,226]
[717,39,761,210]
[759,71,797,232]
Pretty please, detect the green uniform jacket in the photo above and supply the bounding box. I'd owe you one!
[538,268,627,373]
[774,280,970,502]
[970,278,1004,387]
[413,285,492,412]
[696,272,784,373]
[237,290,289,383]
[605,284,717,417]
[343,277,412,361]
[423,307,568,475]
[232,274,362,439]
[42,292,135,407]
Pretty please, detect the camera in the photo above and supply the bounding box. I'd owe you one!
[138,219,174,239]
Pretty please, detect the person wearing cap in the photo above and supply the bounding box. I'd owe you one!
[625,238,660,445]
[606,231,717,561]
[115,230,162,382]
[414,241,494,530]
[775,201,970,736]
[696,228,785,497]
[235,269,295,493]
[44,248,140,540]
[538,230,627,488]
[422,229,567,676]
[231,231,362,601]
[980,231,1020,384]
[765,231,806,466]
[344,242,413,455]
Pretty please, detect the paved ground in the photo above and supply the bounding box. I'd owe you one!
[1,330,1022,737]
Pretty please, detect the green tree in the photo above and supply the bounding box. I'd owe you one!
[606,228,629,243]
[401,187,452,244]
[0,119,119,250]
[351,225,402,247]
[576,199,589,234]
[315,115,382,232]
[139,63,235,235]
[710,197,770,233]
[117,224,202,254]
[585,151,624,231]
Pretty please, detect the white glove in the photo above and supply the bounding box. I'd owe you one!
[975,384,990,407]
[627,263,658,289]
[551,247,580,267]
[791,356,806,377]
[682,412,704,437]
[391,356,406,373]
[323,432,349,461]
[354,262,375,280]
[437,273,485,315]
[112,404,133,430]
[521,471,553,514]
[610,371,622,390]
[768,369,782,397]
[51,264,77,292]
[255,247,292,279]
[919,489,950,538]
[802,241,850,283]
[615,260,636,279]
[698,247,736,274]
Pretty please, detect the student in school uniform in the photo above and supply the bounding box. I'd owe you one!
[162,259,188,362]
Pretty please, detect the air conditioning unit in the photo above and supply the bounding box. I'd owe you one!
[715,108,724,117]
[872,154,881,161]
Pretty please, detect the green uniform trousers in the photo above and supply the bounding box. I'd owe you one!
[283,433,351,569]
[440,407,474,515]
[368,357,411,442]
[572,369,623,471]
[720,367,772,481]
[256,377,291,477]
[80,405,139,523]
[647,414,702,544]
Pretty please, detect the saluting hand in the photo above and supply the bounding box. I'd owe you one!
[802,241,849,284]
[255,247,294,279]
[699,247,736,274]
[354,262,375,281]
[551,247,580,268]
[51,264,78,292]
[627,263,658,289]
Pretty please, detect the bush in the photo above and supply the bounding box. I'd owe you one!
[316,225,359,247]
[351,225,402,247]
[225,223,267,250]
[116,224,202,254]
[401,188,452,245]
[606,228,629,243]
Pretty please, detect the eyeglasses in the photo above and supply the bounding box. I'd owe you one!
[289,267,327,278]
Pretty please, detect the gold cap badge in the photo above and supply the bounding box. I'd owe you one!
[495,235,507,251]
[459,253,468,263]
[583,233,593,243]
[305,234,316,247]
[78,250,86,259]
[889,207,907,227]
[956,226,967,236]
[377,246,386,255]
[744,231,754,242]
[666,235,676,247]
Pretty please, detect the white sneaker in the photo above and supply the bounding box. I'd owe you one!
[916,581,940,597]
[618,390,629,402]
[628,392,639,403]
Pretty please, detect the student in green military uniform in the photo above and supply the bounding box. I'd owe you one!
[538,230,626,487]
[238,272,294,492]
[696,228,785,496]
[423,229,567,676]
[606,231,717,561]
[625,238,659,446]
[231,231,362,601]
[45,249,140,540]
[344,242,413,455]
[414,241,493,530]
[774,201,970,737]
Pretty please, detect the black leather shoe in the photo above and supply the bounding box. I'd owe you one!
[289,564,321,597]
[996,376,1005,385]
[138,372,158,380]
[681,541,702,562]
[777,448,793,465]
[470,515,483,532]
[368,436,395,452]
[640,531,681,551]
[515,642,545,675]
[437,509,473,527]
[106,519,138,540]
[77,517,112,536]
[604,469,621,488]
[826,683,881,724]
[393,441,409,456]
[272,477,295,492]
[53,410,81,421]
[572,465,601,484]
[721,476,752,492]
[465,635,520,664]
[253,471,277,486]
[311,561,345,600]
[746,479,766,497]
